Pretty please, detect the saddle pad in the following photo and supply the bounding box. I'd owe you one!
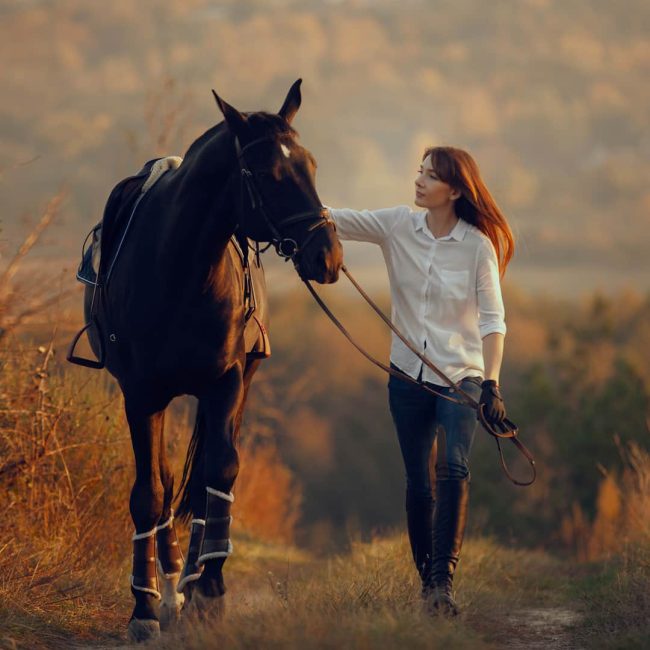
[76,156,182,286]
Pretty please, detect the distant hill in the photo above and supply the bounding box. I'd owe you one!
[1,0,648,295]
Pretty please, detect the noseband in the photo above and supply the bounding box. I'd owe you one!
[233,134,335,260]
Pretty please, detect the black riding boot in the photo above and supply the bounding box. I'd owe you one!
[423,478,470,616]
[405,490,435,584]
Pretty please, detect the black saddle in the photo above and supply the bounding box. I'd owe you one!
[77,158,161,287]
[71,159,270,368]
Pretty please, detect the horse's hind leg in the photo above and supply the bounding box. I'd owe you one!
[124,399,167,642]
[156,427,185,630]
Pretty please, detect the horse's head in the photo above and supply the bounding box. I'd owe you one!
[213,79,342,284]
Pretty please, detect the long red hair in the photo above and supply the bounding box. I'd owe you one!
[423,146,514,277]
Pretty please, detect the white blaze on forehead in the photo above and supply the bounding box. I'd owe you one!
[280,143,291,158]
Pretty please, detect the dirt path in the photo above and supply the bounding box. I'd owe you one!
[503,606,583,649]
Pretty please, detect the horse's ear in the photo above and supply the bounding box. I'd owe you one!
[212,89,247,135]
[278,78,302,124]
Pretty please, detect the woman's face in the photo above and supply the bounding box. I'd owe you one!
[414,154,459,210]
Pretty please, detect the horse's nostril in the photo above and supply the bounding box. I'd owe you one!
[318,249,326,267]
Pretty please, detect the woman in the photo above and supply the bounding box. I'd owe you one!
[328,146,514,615]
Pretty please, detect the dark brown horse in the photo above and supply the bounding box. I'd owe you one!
[81,80,342,641]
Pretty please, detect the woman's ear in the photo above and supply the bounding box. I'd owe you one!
[450,187,462,201]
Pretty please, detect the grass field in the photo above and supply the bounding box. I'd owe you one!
[1,530,648,649]
[1,213,648,649]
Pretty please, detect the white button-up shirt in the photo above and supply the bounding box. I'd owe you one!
[329,205,507,386]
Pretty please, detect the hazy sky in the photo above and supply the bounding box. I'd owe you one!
[1,0,649,297]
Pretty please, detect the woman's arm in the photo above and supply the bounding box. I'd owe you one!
[476,239,507,422]
[482,332,504,383]
[476,238,507,385]
[328,206,409,244]
[476,239,507,367]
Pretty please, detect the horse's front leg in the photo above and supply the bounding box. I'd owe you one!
[124,400,167,643]
[155,432,185,630]
[190,365,245,615]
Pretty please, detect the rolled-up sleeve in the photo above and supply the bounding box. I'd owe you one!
[476,239,507,338]
[328,206,407,244]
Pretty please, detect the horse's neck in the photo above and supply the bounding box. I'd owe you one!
[137,125,240,304]
[169,124,239,260]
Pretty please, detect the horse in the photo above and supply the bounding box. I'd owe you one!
[79,79,342,641]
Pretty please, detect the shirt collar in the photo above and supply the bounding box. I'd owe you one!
[416,212,469,241]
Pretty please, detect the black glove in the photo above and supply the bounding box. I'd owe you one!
[479,380,506,425]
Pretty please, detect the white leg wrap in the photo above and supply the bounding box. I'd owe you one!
[177,519,205,593]
[132,526,157,541]
[198,539,234,563]
[130,575,161,599]
[155,509,175,533]
[198,488,234,565]
[206,486,235,502]
[177,570,202,593]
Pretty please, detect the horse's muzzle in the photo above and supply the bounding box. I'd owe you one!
[296,243,342,284]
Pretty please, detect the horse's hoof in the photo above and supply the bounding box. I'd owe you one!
[185,589,226,622]
[159,602,183,631]
[127,618,161,642]
[159,576,185,631]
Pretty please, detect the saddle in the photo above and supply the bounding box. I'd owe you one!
[70,157,270,368]
[77,156,182,288]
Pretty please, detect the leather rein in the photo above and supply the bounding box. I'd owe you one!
[236,134,536,487]
[303,268,536,487]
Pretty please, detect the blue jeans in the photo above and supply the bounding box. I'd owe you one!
[388,366,482,496]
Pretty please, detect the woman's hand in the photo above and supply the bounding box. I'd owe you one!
[479,379,506,425]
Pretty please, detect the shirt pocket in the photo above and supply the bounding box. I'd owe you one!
[439,269,470,302]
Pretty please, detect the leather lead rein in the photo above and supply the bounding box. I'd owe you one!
[303,266,536,487]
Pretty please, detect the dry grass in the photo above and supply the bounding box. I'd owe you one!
[0,334,307,646]
[0,336,133,648]
[1,334,647,648]
[567,544,650,650]
[83,534,574,650]
[0,335,565,650]
[0,192,75,339]
[561,439,650,561]
[153,536,503,650]
[557,440,650,648]
[0,338,647,648]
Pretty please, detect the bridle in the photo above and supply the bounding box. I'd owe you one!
[233,133,335,260]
